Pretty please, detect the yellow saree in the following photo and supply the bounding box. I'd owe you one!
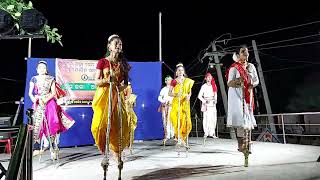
[170,77,194,142]
[126,93,137,146]
[91,59,130,155]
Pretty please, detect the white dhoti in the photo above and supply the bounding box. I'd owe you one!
[198,83,218,138]
[162,105,174,139]
[203,105,217,137]
[158,86,174,140]
[226,64,259,132]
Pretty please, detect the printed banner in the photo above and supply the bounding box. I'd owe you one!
[56,59,98,106]
[24,58,163,145]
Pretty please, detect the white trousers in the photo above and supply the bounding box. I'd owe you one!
[41,134,49,148]
[162,106,174,139]
[202,106,217,137]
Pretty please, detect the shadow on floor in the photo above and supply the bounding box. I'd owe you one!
[131,165,243,180]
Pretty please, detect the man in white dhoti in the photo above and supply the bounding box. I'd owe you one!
[158,76,175,143]
[198,73,218,143]
[226,46,259,154]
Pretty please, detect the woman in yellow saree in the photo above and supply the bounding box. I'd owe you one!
[169,63,194,148]
[124,82,137,154]
[91,34,131,179]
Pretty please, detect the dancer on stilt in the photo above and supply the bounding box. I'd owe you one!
[124,82,137,155]
[91,34,131,179]
[226,45,259,167]
[198,73,218,146]
[169,63,194,155]
[158,75,174,148]
[29,61,75,162]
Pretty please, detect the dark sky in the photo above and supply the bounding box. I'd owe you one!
[1,1,320,116]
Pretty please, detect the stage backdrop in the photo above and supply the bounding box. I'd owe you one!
[23,58,163,147]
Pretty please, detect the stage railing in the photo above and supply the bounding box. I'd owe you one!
[0,126,19,179]
[4,109,33,180]
[253,112,320,144]
[192,112,320,145]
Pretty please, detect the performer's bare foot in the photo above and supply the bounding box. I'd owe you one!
[177,139,189,149]
[101,156,109,169]
[33,150,40,156]
[39,147,48,154]
[203,135,207,146]
[237,140,251,154]
[50,151,57,160]
[163,138,168,143]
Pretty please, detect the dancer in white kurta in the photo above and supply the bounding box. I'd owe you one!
[226,46,259,152]
[158,76,174,141]
[198,73,218,139]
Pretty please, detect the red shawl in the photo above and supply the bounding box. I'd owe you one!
[226,62,254,110]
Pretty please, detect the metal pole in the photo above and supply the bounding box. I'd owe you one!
[212,42,236,139]
[28,38,32,58]
[102,70,113,179]
[212,43,228,114]
[177,87,181,156]
[159,12,162,62]
[117,87,123,180]
[252,40,276,135]
[195,112,198,138]
[13,97,24,126]
[196,114,199,138]
[26,129,32,180]
[216,118,219,138]
[27,112,33,180]
[281,114,286,144]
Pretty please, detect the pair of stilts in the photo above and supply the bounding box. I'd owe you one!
[101,80,135,180]
[34,110,60,166]
[162,86,189,157]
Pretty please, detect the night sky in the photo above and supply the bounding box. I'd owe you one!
[1,1,320,117]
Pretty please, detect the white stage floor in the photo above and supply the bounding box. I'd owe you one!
[1,138,320,180]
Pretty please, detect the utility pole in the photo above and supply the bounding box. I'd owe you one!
[212,42,228,114]
[212,42,236,139]
[159,12,162,62]
[28,38,32,58]
[252,40,276,135]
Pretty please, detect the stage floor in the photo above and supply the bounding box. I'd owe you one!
[2,138,320,180]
